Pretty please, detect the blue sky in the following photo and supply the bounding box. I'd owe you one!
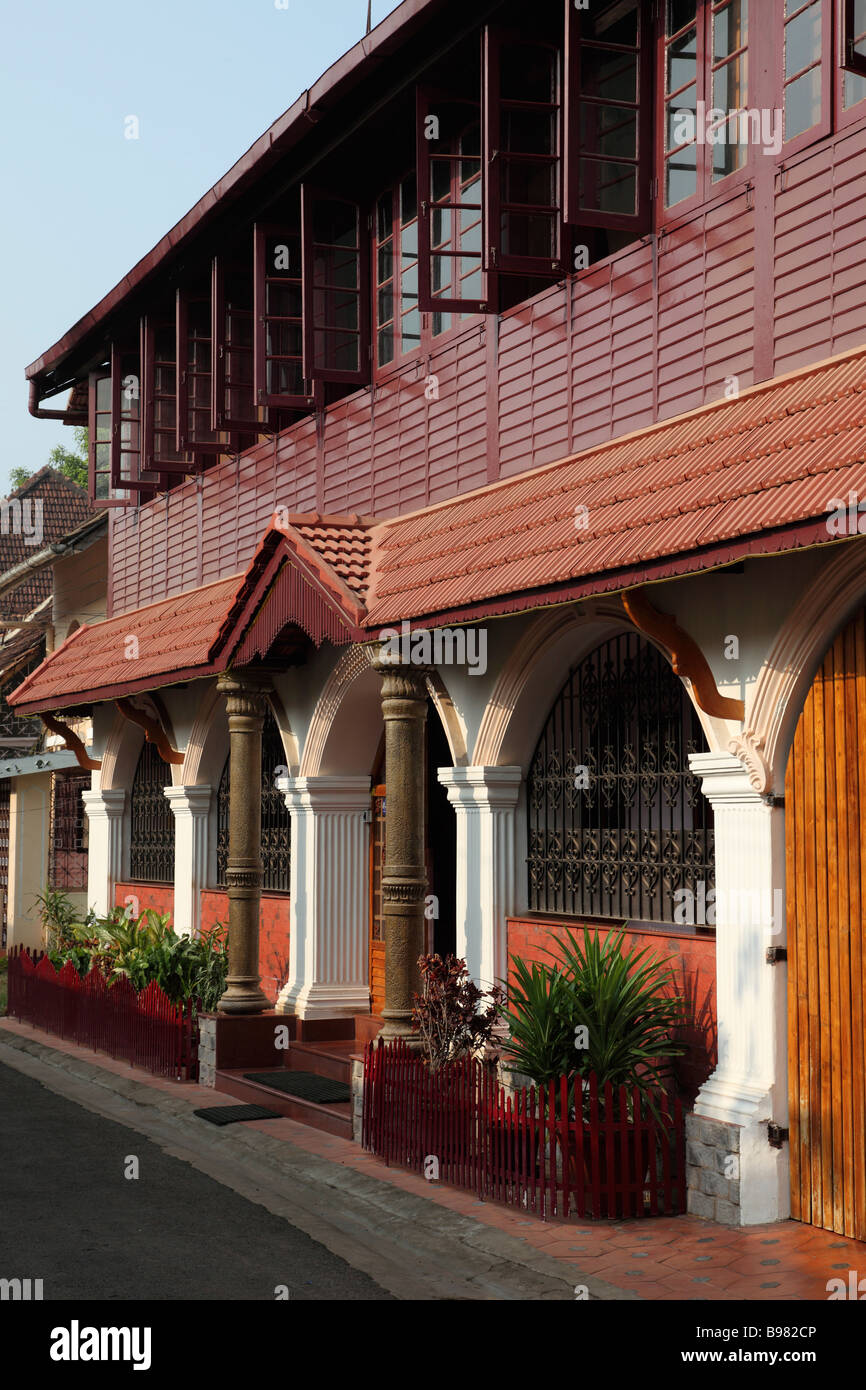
[0,0,403,491]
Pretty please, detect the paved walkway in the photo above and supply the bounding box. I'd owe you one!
[2,1017,863,1301]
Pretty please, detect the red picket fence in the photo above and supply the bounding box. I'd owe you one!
[362,1039,686,1220]
[6,947,199,1081]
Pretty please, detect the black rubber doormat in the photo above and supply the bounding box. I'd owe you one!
[194,1104,281,1126]
[243,1070,352,1105]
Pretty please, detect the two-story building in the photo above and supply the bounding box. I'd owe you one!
[12,0,866,1236]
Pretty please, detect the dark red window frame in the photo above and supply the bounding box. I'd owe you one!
[301,185,371,387]
[141,314,198,483]
[416,84,488,315]
[778,0,833,155]
[109,333,164,500]
[252,223,318,411]
[483,26,565,283]
[843,0,866,73]
[175,285,224,454]
[88,367,116,507]
[211,254,263,433]
[565,0,653,235]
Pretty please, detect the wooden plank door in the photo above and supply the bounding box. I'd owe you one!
[786,605,866,1239]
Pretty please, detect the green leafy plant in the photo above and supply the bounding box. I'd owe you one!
[33,889,81,952]
[497,956,576,1087]
[411,954,504,1070]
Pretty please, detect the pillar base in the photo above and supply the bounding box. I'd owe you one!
[217,981,271,1015]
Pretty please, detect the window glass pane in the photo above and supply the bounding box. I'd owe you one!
[502,159,556,207]
[378,243,393,284]
[667,26,697,92]
[377,326,394,367]
[666,84,697,149]
[431,157,452,203]
[313,289,359,332]
[432,310,451,336]
[313,247,359,290]
[581,50,638,105]
[503,109,556,155]
[401,262,418,300]
[714,52,747,110]
[785,64,822,137]
[579,160,637,215]
[714,0,748,60]
[401,307,421,352]
[843,69,866,108]
[377,194,393,243]
[432,205,452,248]
[711,114,747,180]
[96,377,111,411]
[312,199,358,248]
[459,216,482,255]
[501,211,556,258]
[667,0,697,35]
[401,220,418,260]
[267,282,302,318]
[400,174,417,225]
[266,322,303,357]
[500,45,556,102]
[665,145,698,205]
[581,106,638,159]
[785,2,821,79]
[432,254,453,294]
[268,360,304,396]
[459,268,483,301]
[378,286,394,325]
[314,329,359,372]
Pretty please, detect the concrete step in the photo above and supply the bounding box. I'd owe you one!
[286,1040,355,1085]
[214,1068,354,1140]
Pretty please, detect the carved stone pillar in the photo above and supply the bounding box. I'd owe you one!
[375,661,429,1042]
[216,671,271,1015]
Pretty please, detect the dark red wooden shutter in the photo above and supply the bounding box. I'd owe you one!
[301,185,370,386]
[564,0,652,235]
[416,82,489,315]
[253,223,318,411]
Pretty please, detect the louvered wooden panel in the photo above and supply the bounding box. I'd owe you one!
[786,606,866,1240]
[369,786,386,1015]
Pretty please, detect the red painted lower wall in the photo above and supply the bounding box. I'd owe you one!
[200,890,290,1005]
[114,883,175,918]
[506,917,717,1102]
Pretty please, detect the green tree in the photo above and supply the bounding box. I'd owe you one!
[11,426,88,492]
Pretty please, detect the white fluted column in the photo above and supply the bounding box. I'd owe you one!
[437,766,521,993]
[165,785,212,938]
[276,775,371,1018]
[690,751,789,1224]
[82,788,126,917]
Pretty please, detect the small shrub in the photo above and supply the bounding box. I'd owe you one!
[411,954,504,1070]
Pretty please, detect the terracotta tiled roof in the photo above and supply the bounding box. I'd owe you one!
[0,468,96,619]
[363,345,866,628]
[9,576,242,712]
[289,514,375,596]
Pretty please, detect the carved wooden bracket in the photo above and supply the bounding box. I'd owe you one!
[41,713,101,772]
[115,697,184,765]
[621,587,746,722]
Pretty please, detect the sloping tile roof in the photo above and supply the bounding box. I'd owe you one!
[8,516,371,713]
[363,345,866,628]
[9,575,242,712]
[0,469,95,620]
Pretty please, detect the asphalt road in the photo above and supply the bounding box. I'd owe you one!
[0,1060,390,1301]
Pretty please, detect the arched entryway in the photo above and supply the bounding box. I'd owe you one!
[786,602,866,1240]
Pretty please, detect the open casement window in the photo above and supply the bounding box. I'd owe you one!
[211,255,263,433]
[779,0,832,152]
[88,368,114,505]
[252,224,318,410]
[109,337,160,499]
[141,317,194,481]
[176,286,224,453]
[661,0,753,211]
[844,0,866,74]
[483,27,565,282]
[301,187,370,386]
[564,0,652,234]
[416,86,488,315]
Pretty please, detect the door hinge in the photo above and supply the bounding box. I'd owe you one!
[768,1123,789,1149]
[766,945,787,965]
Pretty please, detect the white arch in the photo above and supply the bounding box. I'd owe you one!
[472,601,718,771]
[732,539,866,793]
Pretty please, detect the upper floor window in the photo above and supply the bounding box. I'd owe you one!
[842,0,866,104]
[376,174,422,367]
[663,0,750,210]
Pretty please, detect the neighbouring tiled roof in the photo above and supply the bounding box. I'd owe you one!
[0,468,96,620]
[363,344,866,628]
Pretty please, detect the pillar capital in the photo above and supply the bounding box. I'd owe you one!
[82,787,126,820]
[373,657,431,703]
[216,668,272,720]
[438,765,522,810]
[164,784,212,817]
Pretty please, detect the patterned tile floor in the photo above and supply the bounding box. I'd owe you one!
[2,1018,863,1301]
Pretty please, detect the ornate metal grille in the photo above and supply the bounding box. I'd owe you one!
[129,741,175,883]
[49,770,90,891]
[527,633,714,925]
[216,709,290,892]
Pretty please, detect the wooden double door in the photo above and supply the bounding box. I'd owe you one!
[786,605,866,1239]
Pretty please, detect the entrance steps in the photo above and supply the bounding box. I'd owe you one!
[213,1014,384,1139]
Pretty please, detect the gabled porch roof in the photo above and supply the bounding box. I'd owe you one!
[8,515,371,714]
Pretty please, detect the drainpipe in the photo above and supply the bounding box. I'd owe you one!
[28,379,87,425]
